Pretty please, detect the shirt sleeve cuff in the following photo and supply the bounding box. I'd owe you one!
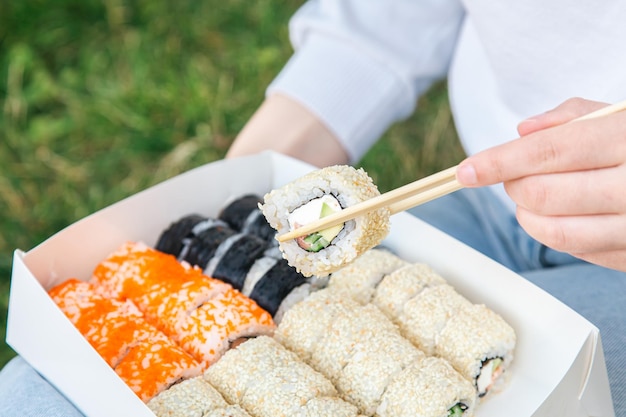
[266,34,414,163]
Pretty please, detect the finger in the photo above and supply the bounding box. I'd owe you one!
[515,208,626,254]
[571,250,626,272]
[517,97,608,136]
[457,109,626,187]
[504,164,626,216]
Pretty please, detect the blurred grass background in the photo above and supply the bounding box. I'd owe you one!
[0,1,464,367]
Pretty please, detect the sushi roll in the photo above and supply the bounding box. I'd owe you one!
[179,218,237,269]
[372,262,447,319]
[242,255,309,317]
[274,288,365,363]
[156,214,207,258]
[219,194,277,243]
[175,287,276,367]
[203,232,268,290]
[368,262,516,397]
[436,303,516,397]
[260,165,390,277]
[376,356,477,417]
[49,278,155,368]
[275,288,476,416]
[114,333,203,403]
[148,376,252,417]
[317,309,424,415]
[205,336,360,417]
[327,247,409,305]
[395,283,472,356]
[272,282,313,325]
[300,397,367,417]
[48,279,202,402]
[90,241,276,368]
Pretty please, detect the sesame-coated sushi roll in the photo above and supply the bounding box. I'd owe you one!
[273,288,365,363]
[399,284,473,356]
[260,165,390,277]
[276,288,475,416]
[377,356,477,417]
[327,247,409,305]
[156,214,207,258]
[205,336,360,417]
[300,397,367,417]
[205,407,254,417]
[219,194,277,243]
[148,376,252,417]
[436,303,516,397]
[372,262,447,319]
[203,232,268,290]
[325,313,425,415]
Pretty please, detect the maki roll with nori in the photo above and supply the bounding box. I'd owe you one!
[219,194,277,243]
[260,165,390,277]
[179,218,236,269]
[156,214,207,257]
[204,232,268,290]
[246,257,309,317]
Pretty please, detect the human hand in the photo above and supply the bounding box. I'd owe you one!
[456,98,626,271]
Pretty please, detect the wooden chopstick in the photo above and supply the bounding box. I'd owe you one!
[276,99,626,243]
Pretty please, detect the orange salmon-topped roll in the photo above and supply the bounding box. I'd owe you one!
[176,287,276,367]
[114,332,203,402]
[91,241,276,368]
[92,241,227,302]
[49,279,203,402]
[49,278,147,367]
[91,242,231,322]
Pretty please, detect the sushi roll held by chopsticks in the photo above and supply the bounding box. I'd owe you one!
[260,165,390,277]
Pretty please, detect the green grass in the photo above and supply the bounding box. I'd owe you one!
[0,1,464,367]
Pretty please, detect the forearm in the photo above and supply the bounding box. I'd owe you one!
[226,94,349,167]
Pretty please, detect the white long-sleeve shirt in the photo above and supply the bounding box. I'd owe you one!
[267,0,626,210]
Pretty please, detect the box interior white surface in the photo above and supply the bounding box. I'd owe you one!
[6,151,615,417]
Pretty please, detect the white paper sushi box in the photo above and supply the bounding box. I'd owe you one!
[5,151,615,417]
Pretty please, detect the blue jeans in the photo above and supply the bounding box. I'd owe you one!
[0,187,623,416]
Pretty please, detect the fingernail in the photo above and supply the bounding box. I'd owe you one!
[456,163,477,185]
[518,118,538,128]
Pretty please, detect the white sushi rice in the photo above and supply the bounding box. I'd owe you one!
[260,165,390,277]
